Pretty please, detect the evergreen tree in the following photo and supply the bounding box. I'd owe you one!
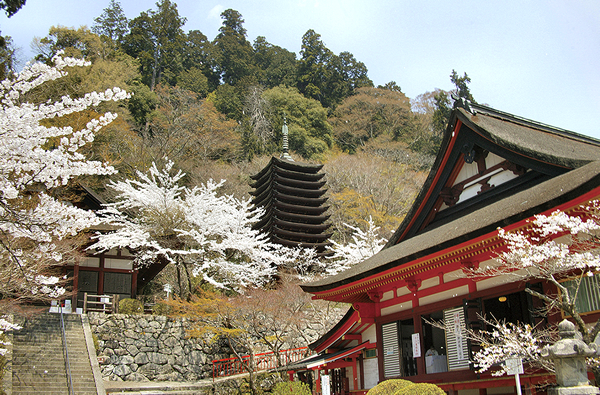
[253,36,297,89]
[181,30,219,92]
[297,30,371,108]
[92,0,129,46]
[124,0,186,90]
[0,35,15,79]
[432,69,476,134]
[212,9,257,87]
[297,29,333,106]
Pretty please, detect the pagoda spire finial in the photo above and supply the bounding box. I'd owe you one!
[280,116,293,161]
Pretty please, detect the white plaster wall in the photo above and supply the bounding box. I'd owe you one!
[362,325,377,344]
[363,358,379,390]
[380,300,412,316]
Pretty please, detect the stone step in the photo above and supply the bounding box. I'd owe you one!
[12,313,99,394]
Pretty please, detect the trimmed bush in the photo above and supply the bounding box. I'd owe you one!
[367,379,412,395]
[395,383,446,395]
[151,302,170,316]
[272,380,312,395]
[118,298,143,314]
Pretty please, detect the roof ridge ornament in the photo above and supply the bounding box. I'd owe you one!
[280,116,294,162]
[453,93,477,115]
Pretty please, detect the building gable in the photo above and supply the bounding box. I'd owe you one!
[387,100,600,245]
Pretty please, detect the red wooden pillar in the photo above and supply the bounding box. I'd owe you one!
[315,368,321,395]
[413,311,425,376]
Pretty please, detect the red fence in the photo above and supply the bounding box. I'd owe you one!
[212,347,310,380]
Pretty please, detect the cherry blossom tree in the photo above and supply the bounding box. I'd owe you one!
[466,202,600,378]
[0,53,128,306]
[326,216,387,276]
[90,161,316,295]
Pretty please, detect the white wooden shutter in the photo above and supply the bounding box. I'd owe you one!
[444,307,470,371]
[381,322,400,377]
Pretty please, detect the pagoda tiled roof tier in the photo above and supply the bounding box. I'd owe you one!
[250,157,324,180]
[250,156,331,255]
[250,166,325,187]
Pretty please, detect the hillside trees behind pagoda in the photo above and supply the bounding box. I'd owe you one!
[261,85,333,160]
[324,153,427,240]
[297,29,372,109]
[179,29,218,95]
[212,9,257,88]
[143,84,240,170]
[92,0,129,47]
[123,0,186,91]
[330,86,413,153]
[253,36,297,89]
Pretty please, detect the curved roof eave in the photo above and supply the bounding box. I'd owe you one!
[385,102,600,248]
[301,160,600,294]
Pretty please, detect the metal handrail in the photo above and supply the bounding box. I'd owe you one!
[59,302,74,395]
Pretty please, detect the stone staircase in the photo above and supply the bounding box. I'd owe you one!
[11,313,100,394]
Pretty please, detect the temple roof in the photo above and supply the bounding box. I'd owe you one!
[302,101,600,295]
[250,155,331,254]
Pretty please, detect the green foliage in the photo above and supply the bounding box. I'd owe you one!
[263,85,333,160]
[213,9,257,87]
[178,67,210,98]
[330,87,413,153]
[366,379,412,395]
[152,302,171,316]
[297,29,372,108]
[450,70,476,103]
[0,0,25,17]
[271,380,311,395]
[118,298,143,314]
[0,35,16,80]
[123,0,186,89]
[128,81,157,127]
[34,26,105,63]
[211,83,244,120]
[253,36,297,89]
[92,0,129,45]
[92,333,100,354]
[394,383,446,395]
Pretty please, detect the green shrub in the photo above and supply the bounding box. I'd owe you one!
[151,302,170,316]
[118,298,143,314]
[271,380,311,395]
[367,379,412,395]
[394,383,446,395]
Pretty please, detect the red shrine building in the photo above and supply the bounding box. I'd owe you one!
[295,100,600,394]
[63,186,168,310]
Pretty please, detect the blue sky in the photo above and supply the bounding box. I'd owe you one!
[1,0,599,138]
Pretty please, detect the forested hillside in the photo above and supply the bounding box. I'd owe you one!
[4,0,477,241]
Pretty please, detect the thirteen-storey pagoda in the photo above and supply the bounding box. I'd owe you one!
[249,121,332,256]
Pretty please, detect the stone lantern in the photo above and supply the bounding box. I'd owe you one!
[541,319,600,395]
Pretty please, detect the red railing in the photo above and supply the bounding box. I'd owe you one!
[212,347,310,380]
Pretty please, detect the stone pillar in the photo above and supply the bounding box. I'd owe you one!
[541,319,600,395]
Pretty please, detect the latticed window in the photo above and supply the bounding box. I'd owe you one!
[563,273,600,315]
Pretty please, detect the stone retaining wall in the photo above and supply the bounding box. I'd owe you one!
[88,312,229,382]
[89,304,347,382]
